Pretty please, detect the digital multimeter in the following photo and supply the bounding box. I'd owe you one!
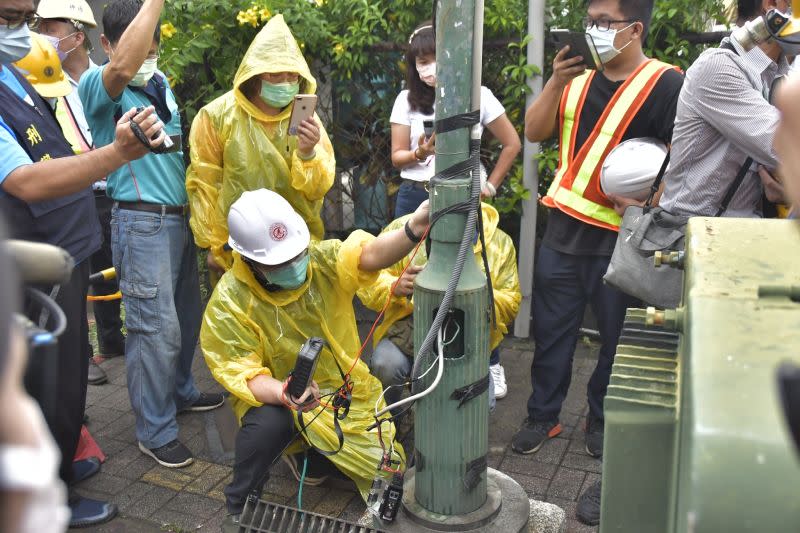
[288,337,325,399]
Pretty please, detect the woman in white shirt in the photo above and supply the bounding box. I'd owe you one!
[389,22,522,218]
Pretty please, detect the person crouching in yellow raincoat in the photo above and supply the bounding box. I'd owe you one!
[186,14,335,281]
[202,189,428,527]
[358,202,521,411]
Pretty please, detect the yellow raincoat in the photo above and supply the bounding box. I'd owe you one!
[186,15,335,270]
[201,231,403,500]
[358,203,521,351]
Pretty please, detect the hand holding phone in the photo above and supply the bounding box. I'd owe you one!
[549,29,603,72]
[289,94,318,135]
[423,119,434,140]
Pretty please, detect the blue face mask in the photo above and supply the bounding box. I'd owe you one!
[0,23,32,64]
[264,253,310,290]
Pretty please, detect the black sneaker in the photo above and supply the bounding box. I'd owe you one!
[181,392,225,412]
[138,439,193,468]
[511,418,562,454]
[576,479,601,526]
[585,415,604,458]
[281,452,330,486]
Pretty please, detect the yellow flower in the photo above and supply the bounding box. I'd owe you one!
[259,7,271,21]
[333,42,344,55]
[236,10,249,26]
[160,21,177,39]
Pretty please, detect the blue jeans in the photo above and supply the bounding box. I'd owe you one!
[111,207,201,449]
[370,338,496,413]
[394,181,429,218]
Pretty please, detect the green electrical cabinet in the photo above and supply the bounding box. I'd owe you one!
[602,218,800,532]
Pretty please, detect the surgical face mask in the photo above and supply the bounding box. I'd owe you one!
[260,80,300,108]
[587,23,635,64]
[416,61,436,87]
[0,23,32,63]
[262,253,310,290]
[42,33,77,62]
[130,56,158,87]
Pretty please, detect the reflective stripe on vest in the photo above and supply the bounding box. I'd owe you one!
[55,96,91,155]
[544,59,676,231]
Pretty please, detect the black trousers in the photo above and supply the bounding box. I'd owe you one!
[527,245,638,423]
[88,193,124,355]
[25,260,91,484]
[225,404,295,514]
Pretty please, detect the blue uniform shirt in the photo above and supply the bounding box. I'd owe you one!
[78,65,187,205]
[0,65,36,187]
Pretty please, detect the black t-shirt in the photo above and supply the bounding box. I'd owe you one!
[543,67,684,256]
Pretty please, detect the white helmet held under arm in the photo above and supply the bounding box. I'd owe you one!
[227,189,310,266]
[600,137,668,201]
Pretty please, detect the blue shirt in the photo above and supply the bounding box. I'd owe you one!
[78,65,187,205]
[0,65,35,186]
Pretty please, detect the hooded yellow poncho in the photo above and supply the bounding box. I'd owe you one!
[358,203,521,351]
[201,231,404,500]
[186,15,335,270]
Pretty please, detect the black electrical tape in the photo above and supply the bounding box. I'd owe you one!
[435,110,480,134]
[428,157,477,185]
[450,373,490,408]
[463,455,487,491]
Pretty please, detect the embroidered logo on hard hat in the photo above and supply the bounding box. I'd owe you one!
[269,223,288,241]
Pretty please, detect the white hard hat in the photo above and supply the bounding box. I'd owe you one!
[227,189,310,266]
[600,138,668,201]
[37,0,97,28]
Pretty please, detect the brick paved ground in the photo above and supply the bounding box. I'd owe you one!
[72,318,601,533]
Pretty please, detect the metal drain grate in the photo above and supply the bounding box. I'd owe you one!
[239,498,385,533]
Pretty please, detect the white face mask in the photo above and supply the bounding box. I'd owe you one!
[587,23,635,64]
[416,61,436,87]
[130,56,158,87]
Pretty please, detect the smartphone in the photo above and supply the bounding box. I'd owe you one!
[423,119,434,139]
[549,29,604,71]
[288,94,318,135]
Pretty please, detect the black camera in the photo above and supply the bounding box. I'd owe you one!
[130,106,177,154]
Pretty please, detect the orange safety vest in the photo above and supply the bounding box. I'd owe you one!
[542,58,678,231]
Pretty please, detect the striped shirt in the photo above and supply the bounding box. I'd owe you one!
[659,38,789,218]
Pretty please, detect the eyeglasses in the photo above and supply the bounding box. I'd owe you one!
[583,17,637,31]
[0,10,38,30]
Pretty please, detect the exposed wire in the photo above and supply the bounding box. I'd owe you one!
[297,453,308,509]
[378,326,445,417]
[373,351,441,417]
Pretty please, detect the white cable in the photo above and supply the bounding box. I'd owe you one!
[373,347,441,417]
[376,327,445,418]
[443,318,461,346]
